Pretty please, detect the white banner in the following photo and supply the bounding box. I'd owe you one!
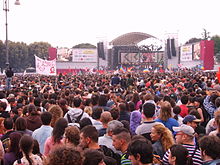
[180,45,193,61]
[72,48,97,62]
[35,56,56,75]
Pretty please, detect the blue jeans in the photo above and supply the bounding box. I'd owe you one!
[6,77,12,90]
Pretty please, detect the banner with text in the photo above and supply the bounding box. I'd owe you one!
[35,55,56,75]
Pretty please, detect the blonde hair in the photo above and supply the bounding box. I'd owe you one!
[84,106,92,116]
[48,105,63,127]
[159,101,172,121]
[153,124,174,151]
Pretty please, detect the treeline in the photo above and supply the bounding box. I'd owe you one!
[0,41,51,72]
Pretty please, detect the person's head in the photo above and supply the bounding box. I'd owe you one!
[106,120,123,136]
[159,101,172,121]
[150,124,174,151]
[173,106,181,120]
[83,149,105,165]
[214,110,220,129]
[109,108,119,120]
[118,103,127,112]
[73,97,82,108]
[92,107,103,120]
[48,105,63,127]
[181,95,189,105]
[182,115,200,129]
[79,117,92,129]
[19,135,34,165]
[0,101,7,112]
[173,124,195,144]
[45,146,83,165]
[215,97,220,108]
[100,111,113,126]
[142,103,155,118]
[199,135,220,161]
[128,139,153,165]
[64,126,80,146]
[98,95,108,106]
[80,125,98,149]
[168,144,193,165]
[40,111,52,125]
[27,104,38,116]
[9,132,22,158]
[15,117,27,131]
[52,118,68,143]
[4,117,13,130]
[84,106,92,116]
[112,127,131,152]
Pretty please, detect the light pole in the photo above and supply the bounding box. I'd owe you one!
[3,0,20,67]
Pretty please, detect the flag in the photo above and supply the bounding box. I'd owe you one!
[127,67,133,72]
[143,68,149,73]
[35,55,56,75]
[119,65,126,72]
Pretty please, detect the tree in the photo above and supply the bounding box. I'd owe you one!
[185,38,202,45]
[211,35,220,62]
[28,42,51,67]
[72,43,96,48]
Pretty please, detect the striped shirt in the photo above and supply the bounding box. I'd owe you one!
[162,144,202,165]
[121,152,132,165]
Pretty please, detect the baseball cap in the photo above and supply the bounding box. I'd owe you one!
[173,124,195,136]
[183,115,201,124]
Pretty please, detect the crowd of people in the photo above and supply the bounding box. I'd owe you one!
[0,70,220,165]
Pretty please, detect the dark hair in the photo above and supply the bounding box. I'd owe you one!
[27,104,38,116]
[98,95,108,106]
[199,135,220,160]
[34,97,41,107]
[81,125,98,143]
[173,106,181,120]
[73,97,82,108]
[143,103,155,118]
[41,111,52,125]
[109,108,119,120]
[127,139,153,164]
[4,117,13,130]
[83,149,104,165]
[32,139,43,159]
[46,146,82,165]
[15,117,27,131]
[9,132,22,159]
[52,118,68,143]
[79,117,92,130]
[170,144,193,165]
[181,95,189,105]
[19,135,34,165]
[91,94,99,106]
[92,107,103,120]
[0,101,7,111]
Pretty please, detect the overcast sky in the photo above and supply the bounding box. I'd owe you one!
[0,0,219,48]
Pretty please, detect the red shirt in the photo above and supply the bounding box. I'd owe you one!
[179,104,189,118]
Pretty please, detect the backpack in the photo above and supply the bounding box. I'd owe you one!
[99,145,121,165]
[67,111,84,123]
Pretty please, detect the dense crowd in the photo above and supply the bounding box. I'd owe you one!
[0,70,220,165]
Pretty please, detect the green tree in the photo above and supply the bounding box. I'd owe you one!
[211,35,220,62]
[185,38,202,45]
[28,42,51,67]
[72,43,96,48]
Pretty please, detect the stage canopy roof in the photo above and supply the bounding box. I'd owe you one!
[110,32,156,46]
